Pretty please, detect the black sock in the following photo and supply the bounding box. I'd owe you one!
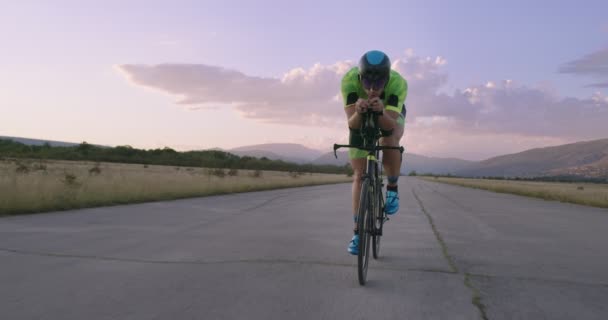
[387,185,398,192]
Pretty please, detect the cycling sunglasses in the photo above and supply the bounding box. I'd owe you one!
[360,76,387,91]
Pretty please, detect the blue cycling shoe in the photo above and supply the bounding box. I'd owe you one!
[347,234,359,255]
[385,190,399,215]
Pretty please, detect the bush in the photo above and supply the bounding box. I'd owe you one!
[409,170,417,176]
[0,138,355,175]
[89,163,101,175]
[32,162,47,171]
[228,168,239,176]
[15,162,29,174]
[251,170,262,178]
[63,173,79,186]
[212,168,226,178]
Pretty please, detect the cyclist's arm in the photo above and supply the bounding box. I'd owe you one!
[366,96,398,131]
[343,89,365,129]
[377,109,399,131]
[345,107,365,130]
[379,75,408,132]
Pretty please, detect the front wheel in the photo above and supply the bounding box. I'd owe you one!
[357,178,371,285]
[372,183,383,259]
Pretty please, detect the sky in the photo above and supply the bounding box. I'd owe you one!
[1,0,608,161]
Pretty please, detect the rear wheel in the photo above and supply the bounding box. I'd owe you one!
[357,179,371,285]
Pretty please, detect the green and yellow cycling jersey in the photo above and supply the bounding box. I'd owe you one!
[340,67,408,119]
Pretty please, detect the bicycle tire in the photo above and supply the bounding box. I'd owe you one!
[357,178,371,285]
[372,181,383,259]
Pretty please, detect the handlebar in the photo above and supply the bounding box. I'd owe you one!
[333,144,404,159]
[333,110,403,159]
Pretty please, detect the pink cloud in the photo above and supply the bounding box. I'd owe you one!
[116,50,608,143]
[559,47,608,88]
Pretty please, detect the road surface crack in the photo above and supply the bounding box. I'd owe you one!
[413,188,489,320]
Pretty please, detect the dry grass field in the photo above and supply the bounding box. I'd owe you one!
[419,176,608,209]
[0,158,352,215]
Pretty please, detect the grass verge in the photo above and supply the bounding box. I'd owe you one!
[419,176,608,208]
[0,159,351,216]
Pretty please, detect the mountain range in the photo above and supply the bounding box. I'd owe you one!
[0,136,81,147]
[225,144,475,175]
[228,143,323,164]
[224,139,608,178]
[311,149,474,175]
[455,138,608,178]
[3,136,608,179]
[0,136,108,148]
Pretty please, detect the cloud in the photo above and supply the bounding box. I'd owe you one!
[117,62,349,127]
[585,82,608,88]
[559,47,608,88]
[117,49,608,143]
[559,48,608,76]
[406,79,608,140]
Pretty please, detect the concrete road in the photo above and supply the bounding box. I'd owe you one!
[1,177,607,319]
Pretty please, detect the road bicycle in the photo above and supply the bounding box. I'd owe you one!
[334,110,404,285]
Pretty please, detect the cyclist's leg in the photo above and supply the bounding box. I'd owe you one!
[347,130,367,254]
[348,153,366,254]
[348,128,368,230]
[379,107,405,183]
[350,156,366,231]
[379,106,405,214]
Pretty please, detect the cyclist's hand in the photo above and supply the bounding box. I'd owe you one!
[355,99,369,114]
[369,97,384,113]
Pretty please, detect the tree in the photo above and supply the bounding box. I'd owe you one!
[77,141,92,156]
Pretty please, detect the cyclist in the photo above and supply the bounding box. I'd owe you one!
[341,50,408,255]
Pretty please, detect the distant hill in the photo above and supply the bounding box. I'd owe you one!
[548,157,608,178]
[456,138,608,178]
[0,136,83,147]
[402,153,475,175]
[228,149,287,161]
[313,150,473,175]
[312,139,608,179]
[229,143,324,164]
[312,150,350,166]
[8,135,608,179]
